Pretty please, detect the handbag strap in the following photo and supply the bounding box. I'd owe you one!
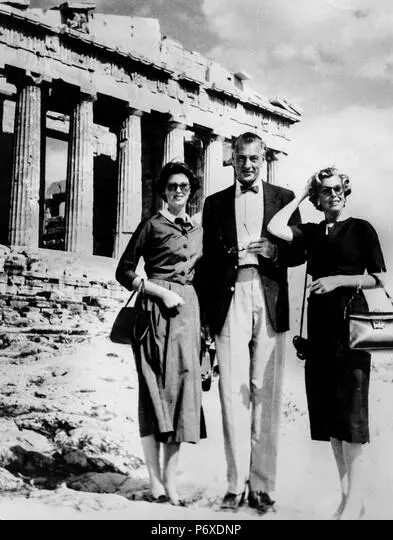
[298,266,309,338]
[124,278,146,307]
[371,273,393,307]
[344,273,393,318]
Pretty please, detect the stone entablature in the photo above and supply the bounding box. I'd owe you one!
[0,3,300,150]
[0,2,301,258]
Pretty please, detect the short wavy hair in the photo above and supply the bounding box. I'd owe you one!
[156,161,200,202]
[308,166,352,211]
[232,132,267,156]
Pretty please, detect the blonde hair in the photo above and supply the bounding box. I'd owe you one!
[308,166,351,211]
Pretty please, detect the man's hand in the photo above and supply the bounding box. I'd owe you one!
[247,237,277,259]
[309,276,342,294]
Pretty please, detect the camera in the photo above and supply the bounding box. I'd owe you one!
[292,335,309,361]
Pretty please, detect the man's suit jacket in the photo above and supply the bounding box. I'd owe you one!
[197,181,305,336]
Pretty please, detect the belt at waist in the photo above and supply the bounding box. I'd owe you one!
[238,264,259,269]
[148,276,194,286]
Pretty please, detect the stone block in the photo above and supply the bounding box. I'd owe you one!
[68,303,84,313]
[0,245,10,258]
[9,300,29,309]
[2,309,21,324]
[34,301,53,309]
[28,261,49,274]
[8,275,25,287]
[6,286,19,296]
[24,279,45,288]
[21,286,48,296]
[4,253,27,271]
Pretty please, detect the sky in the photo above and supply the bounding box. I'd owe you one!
[31,0,393,269]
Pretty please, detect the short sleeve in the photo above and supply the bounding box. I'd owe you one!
[115,219,151,290]
[364,222,386,274]
[289,222,316,251]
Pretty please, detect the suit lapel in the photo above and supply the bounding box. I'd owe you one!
[218,184,237,249]
[262,181,277,233]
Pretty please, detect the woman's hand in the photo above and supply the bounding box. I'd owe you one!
[300,177,313,202]
[310,276,342,294]
[160,289,185,310]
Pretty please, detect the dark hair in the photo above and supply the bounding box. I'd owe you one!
[232,132,267,155]
[156,161,199,202]
[309,166,352,211]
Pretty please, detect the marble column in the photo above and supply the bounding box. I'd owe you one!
[65,92,95,254]
[113,108,143,259]
[203,134,224,197]
[163,120,186,165]
[8,79,42,247]
[266,149,280,185]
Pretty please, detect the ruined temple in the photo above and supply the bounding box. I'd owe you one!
[0,0,301,324]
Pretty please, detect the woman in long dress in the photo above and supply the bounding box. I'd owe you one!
[116,161,206,505]
[268,166,386,520]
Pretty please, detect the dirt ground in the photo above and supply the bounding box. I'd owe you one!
[0,313,393,522]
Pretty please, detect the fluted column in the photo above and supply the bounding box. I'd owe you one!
[163,121,186,165]
[8,80,42,247]
[203,134,224,197]
[266,149,280,185]
[113,108,143,259]
[65,92,95,253]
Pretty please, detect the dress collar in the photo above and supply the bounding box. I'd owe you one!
[160,208,191,224]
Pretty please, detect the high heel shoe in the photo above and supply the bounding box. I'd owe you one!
[169,498,188,507]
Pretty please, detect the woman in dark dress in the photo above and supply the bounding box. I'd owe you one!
[268,166,386,520]
[115,161,206,506]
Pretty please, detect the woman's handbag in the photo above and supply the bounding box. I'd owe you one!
[347,274,393,351]
[292,266,310,361]
[110,279,152,346]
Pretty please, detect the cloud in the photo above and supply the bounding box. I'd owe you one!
[201,0,393,112]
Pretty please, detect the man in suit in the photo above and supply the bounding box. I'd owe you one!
[200,132,304,513]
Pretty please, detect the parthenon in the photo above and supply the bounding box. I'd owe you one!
[0,0,302,261]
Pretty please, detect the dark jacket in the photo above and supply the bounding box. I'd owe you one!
[196,181,305,335]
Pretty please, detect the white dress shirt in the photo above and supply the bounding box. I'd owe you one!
[235,179,264,266]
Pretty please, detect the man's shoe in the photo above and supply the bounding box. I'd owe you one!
[220,491,245,511]
[248,491,276,514]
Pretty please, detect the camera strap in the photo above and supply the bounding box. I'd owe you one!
[299,265,309,338]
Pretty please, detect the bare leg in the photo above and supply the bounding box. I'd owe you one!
[340,441,364,520]
[330,438,348,520]
[141,435,166,498]
[163,442,181,504]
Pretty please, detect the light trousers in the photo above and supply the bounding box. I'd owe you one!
[215,267,286,494]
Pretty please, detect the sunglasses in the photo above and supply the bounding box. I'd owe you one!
[166,183,191,193]
[319,185,343,197]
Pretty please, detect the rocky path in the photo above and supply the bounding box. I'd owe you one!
[0,315,393,521]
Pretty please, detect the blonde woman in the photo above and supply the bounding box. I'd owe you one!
[268,166,386,520]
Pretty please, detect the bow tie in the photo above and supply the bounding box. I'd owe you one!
[175,217,192,230]
[240,183,259,194]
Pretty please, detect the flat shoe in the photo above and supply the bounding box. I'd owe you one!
[143,493,169,503]
[248,491,276,514]
[220,492,245,511]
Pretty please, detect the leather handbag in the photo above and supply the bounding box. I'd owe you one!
[110,280,152,346]
[347,275,393,351]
